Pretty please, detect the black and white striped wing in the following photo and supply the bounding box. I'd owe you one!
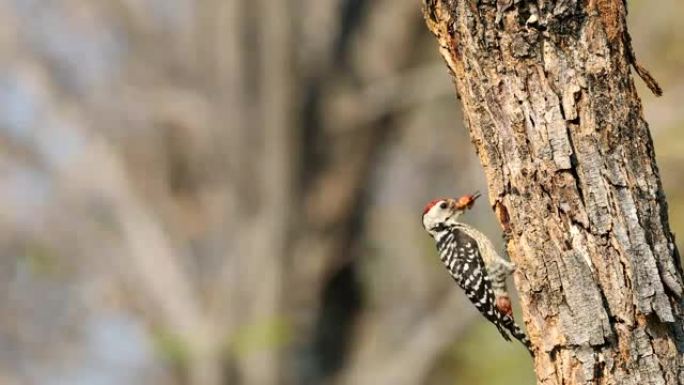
[447,230,511,340]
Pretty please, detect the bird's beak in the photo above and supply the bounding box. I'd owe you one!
[445,198,458,210]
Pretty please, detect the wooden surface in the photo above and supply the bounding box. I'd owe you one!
[422,0,684,383]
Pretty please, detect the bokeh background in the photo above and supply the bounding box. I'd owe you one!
[0,1,681,384]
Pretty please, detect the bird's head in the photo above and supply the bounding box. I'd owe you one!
[421,192,480,235]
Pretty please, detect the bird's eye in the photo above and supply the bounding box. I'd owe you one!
[439,202,448,209]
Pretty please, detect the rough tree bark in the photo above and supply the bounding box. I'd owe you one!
[422,1,684,384]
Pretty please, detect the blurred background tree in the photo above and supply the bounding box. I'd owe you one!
[0,0,681,384]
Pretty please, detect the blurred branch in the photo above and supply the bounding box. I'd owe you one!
[284,1,440,382]
[231,0,297,384]
[63,138,209,349]
[339,294,476,385]
[326,62,453,132]
[1,66,207,342]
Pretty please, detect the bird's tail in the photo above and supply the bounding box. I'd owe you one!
[495,323,512,341]
[501,315,533,356]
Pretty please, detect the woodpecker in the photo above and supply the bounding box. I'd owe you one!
[422,193,532,354]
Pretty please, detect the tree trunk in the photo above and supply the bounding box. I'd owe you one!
[422,1,684,384]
